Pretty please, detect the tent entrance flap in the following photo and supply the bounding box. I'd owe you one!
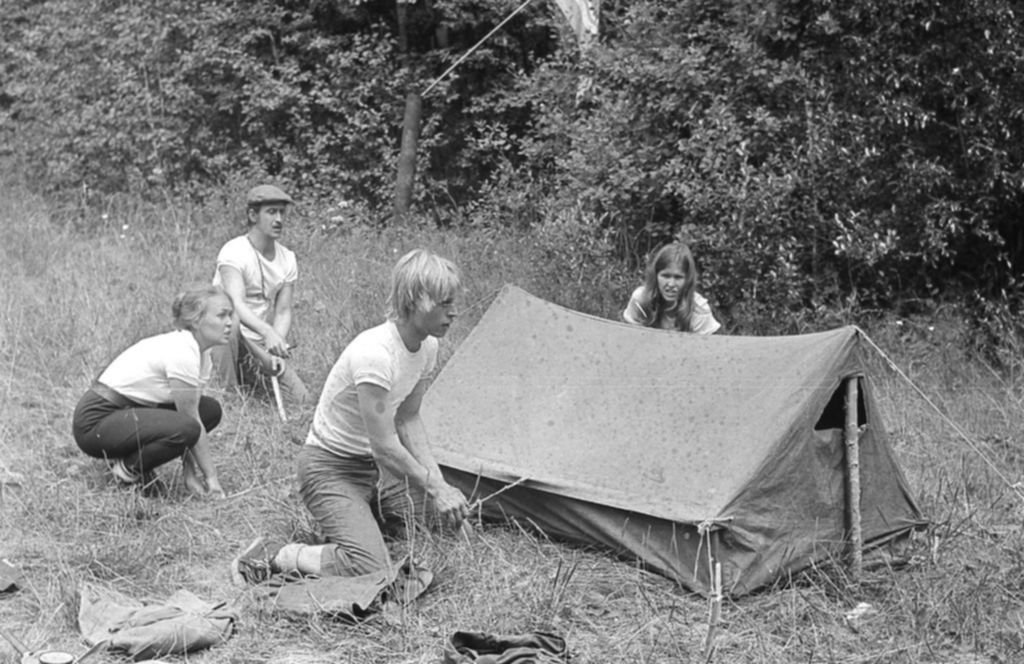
[424,285,927,596]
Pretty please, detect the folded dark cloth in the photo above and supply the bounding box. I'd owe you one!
[443,631,568,664]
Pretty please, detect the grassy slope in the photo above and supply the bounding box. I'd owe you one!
[1,182,1023,664]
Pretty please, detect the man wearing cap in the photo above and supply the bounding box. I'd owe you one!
[211,184,309,404]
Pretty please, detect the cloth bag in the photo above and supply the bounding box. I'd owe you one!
[442,631,568,664]
[78,584,236,660]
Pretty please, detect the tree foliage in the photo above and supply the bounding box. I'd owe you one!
[465,0,1024,325]
[0,0,557,205]
[2,0,1023,331]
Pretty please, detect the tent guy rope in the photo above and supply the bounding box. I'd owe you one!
[857,327,1024,503]
[468,476,529,512]
[421,0,536,98]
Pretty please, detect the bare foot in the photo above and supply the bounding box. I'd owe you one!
[181,455,208,496]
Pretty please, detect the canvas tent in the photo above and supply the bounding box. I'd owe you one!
[423,285,926,597]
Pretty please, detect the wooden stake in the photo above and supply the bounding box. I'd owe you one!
[0,626,28,656]
[271,373,287,423]
[393,92,422,221]
[845,376,863,581]
[702,559,722,662]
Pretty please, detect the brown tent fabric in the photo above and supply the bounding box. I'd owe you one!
[423,285,926,596]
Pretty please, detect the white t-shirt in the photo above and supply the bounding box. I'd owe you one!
[622,286,721,335]
[97,330,210,405]
[307,321,438,459]
[213,236,298,343]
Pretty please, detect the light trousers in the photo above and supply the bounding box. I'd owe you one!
[209,325,309,405]
[296,445,433,576]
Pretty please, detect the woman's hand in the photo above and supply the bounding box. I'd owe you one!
[182,449,225,499]
[205,477,227,500]
[182,453,208,495]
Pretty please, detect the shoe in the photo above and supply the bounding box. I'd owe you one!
[109,459,142,485]
[386,558,434,605]
[230,536,282,586]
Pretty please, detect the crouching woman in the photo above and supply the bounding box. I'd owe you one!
[72,285,232,498]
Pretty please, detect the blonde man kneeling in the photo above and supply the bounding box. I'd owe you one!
[232,249,469,582]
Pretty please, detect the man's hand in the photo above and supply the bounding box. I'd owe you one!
[432,483,470,528]
[263,328,291,358]
[266,356,285,377]
[249,344,285,376]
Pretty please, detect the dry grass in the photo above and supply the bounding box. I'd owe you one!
[2,180,1024,664]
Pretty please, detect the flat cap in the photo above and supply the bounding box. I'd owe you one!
[246,184,293,206]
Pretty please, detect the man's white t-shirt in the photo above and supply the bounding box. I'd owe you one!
[213,236,298,343]
[306,321,438,459]
[97,330,210,405]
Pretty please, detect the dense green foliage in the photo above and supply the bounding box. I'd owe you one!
[2,0,1023,334]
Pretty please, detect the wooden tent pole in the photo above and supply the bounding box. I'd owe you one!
[702,530,722,662]
[845,376,863,581]
[393,91,422,222]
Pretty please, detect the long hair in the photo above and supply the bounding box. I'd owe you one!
[172,284,230,331]
[636,243,698,331]
[387,249,461,321]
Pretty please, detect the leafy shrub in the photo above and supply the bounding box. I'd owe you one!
[4,0,1024,336]
[1,0,560,210]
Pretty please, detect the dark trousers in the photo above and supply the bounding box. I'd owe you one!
[72,386,222,474]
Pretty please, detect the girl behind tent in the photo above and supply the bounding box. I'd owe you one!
[622,242,721,334]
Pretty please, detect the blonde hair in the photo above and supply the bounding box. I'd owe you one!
[172,285,230,331]
[387,249,461,321]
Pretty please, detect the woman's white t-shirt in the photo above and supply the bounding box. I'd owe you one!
[622,286,721,335]
[97,330,209,405]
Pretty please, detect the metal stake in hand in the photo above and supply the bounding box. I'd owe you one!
[270,360,287,423]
